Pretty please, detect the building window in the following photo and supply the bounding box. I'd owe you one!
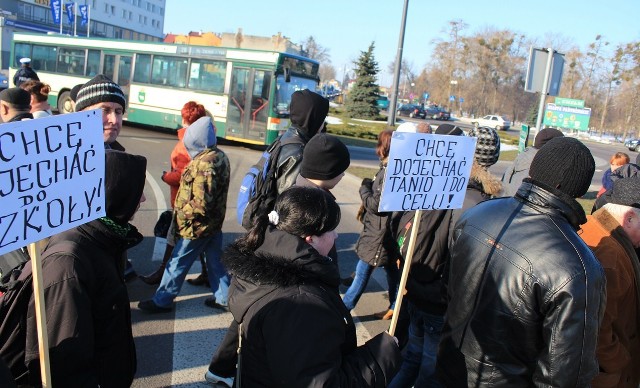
[122,9,127,18]
[110,5,115,15]
[104,3,109,12]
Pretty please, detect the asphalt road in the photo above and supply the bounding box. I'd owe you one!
[118,122,623,386]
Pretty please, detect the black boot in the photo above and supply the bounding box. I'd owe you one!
[187,254,210,287]
[139,244,172,285]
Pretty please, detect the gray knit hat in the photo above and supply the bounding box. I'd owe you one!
[75,74,126,112]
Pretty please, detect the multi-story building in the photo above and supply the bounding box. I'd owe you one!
[0,0,165,69]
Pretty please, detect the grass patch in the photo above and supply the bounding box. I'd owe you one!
[348,166,378,180]
[577,191,597,215]
[500,150,518,162]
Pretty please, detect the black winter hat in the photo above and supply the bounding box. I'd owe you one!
[105,150,147,225]
[609,178,640,208]
[534,127,564,149]
[289,89,329,140]
[75,74,126,112]
[300,133,350,180]
[0,87,31,109]
[69,83,84,102]
[471,126,500,167]
[529,137,595,198]
[435,123,464,136]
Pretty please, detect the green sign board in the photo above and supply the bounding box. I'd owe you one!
[554,97,584,108]
[543,103,591,131]
[519,125,530,153]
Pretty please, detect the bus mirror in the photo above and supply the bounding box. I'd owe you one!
[284,67,291,83]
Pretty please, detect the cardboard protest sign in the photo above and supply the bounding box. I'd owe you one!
[379,132,476,212]
[0,110,105,256]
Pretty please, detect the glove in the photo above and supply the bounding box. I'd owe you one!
[361,178,373,187]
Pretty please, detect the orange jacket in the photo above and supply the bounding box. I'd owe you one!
[581,209,640,388]
[161,127,190,207]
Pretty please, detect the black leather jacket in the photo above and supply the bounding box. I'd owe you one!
[437,179,606,387]
[275,126,311,194]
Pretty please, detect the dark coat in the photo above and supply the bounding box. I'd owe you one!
[396,163,503,315]
[437,179,606,387]
[13,66,39,87]
[355,162,398,267]
[223,227,401,387]
[23,220,141,387]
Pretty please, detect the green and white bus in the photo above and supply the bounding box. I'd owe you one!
[9,32,320,145]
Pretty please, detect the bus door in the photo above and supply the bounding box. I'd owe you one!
[228,67,272,143]
[103,54,133,109]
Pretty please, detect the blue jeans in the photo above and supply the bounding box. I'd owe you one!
[153,232,230,308]
[389,303,444,388]
[342,259,399,311]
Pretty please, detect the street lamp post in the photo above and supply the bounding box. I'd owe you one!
[387,0,409,127]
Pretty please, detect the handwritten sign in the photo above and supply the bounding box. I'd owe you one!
[0,110,105,255]
[379,132,476,212]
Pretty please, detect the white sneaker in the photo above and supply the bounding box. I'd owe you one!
[205,370,234,387]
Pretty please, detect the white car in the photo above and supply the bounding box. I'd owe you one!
[471,115,511,131]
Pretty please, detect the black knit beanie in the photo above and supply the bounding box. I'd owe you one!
[75,74,126,112]
[105,150,147,225]
[529,137,595,198]
[534,127,564,149]
[435,123,464,136]
[0,87,31,109]
[609,178,640,208]
[69,83,84,102]
[471,126,500,167]
[300,133,350,180]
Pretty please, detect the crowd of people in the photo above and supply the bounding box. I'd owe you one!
[0,62,638,388]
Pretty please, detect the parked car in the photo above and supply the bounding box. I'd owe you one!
[376,95,390,111]
[427,106,450,120]
[0,74,8,90]
[625,138,640,152]
[397,104,426,119]
[471,115,511,130]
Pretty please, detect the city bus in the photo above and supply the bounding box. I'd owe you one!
[9,32,320,145]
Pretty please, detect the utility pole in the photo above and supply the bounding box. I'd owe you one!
[387,0,409,127]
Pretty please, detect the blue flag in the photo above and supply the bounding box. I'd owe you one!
[79,5,88,26]
[50,0,61,24]
[65,2,74,24]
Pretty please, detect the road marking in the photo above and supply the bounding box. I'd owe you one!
[145,171,168,262]
[132,137,162,143]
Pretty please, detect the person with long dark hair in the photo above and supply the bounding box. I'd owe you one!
[221,186,401,386]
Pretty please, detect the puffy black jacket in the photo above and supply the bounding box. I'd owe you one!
[355,162,398,267]
[437,179,606,387]
[223,226,401,387]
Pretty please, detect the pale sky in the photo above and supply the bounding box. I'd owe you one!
[164,0,639,86]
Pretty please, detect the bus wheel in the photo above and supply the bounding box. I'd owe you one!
[57,91,74,114]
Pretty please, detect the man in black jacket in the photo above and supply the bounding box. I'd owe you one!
[13,58,39,87]
[437,137,606,386]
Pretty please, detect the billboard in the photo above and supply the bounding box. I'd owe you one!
[543,103,591,131]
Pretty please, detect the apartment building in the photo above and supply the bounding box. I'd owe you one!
[0,0,166,68]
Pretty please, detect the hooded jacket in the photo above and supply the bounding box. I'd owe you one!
[18,151,146,387]
[395,162,503,315]
[501,146,538,197]
[223,226,401,387]
[437,179,606,387]
[176,116,230,239]
[581,209,640,388]
[275,90,329,194]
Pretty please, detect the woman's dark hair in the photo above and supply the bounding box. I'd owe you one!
[181,101,206,126]
[238,186,341,252]
[376,129,393,159]
[20,80,51,102]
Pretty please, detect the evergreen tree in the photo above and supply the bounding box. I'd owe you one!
[346,42,380,119]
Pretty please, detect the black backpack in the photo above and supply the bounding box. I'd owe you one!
[0,242,78,385]
[236,136,302,230]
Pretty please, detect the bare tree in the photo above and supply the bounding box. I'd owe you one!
[300,36,331,63]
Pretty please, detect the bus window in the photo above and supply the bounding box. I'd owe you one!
[87,50,100,76]
[188,58,225,93]
[14,43,31,67]
[32,45,57,72]
[133,54,151,83]
[151,55,187,87]
[58,48,85,75]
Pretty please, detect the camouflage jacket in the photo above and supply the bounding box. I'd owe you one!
[174,147,230,239]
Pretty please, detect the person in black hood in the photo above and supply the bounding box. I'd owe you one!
[8,150,146,387]
[222,186,401,387]
[274,89,329,193]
